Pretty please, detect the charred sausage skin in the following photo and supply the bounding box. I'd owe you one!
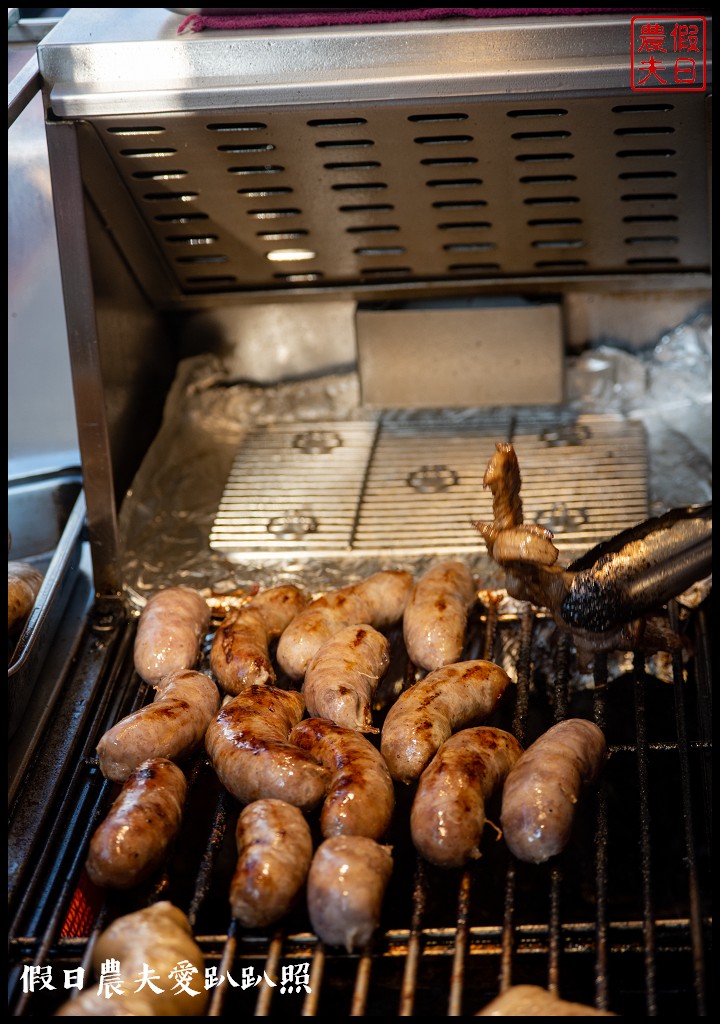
[290,718,395,840]
[276,569,413,681]
[86,757,187,890]
[210,584,309,694]
[410,727,523,868]
[381,660,513,784]
[500,718,608,864]
[307,836,393,952]
[302,623,390,733]
[403,560,476,671]
[205,684,329,811]
[134,586,211,686]
[230,799,314,928]
[96,669,220,783]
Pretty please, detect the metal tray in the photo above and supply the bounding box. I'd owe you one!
[8,468,85,738]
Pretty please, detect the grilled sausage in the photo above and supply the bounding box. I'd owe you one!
[411,727,523,868]
[96,669,220,783]
[491,525,559,567]
[230,799,313,927]
[210,584,309,694]
[403,560,476,671]
[8,560,44,633]
[276,569,413,681]
[307,836,393,952]
[476,984,618,1016]
[55,901,207,1016]
[500,718,608,864]
[205,684,329,811]
[134,586,211,686]
[86,758,187,890]
[302,623,390,733]
[381,660,513,784]
[290,718,396,840]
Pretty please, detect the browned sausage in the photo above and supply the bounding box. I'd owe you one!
[8,560,44,633]
[306,836,393,952]
[476,984,618,1016]
[290,718,395,840]
[403,560,476,671]
[96,669,220,783]
[85,758,187,890]
[302,623,390,733]
[410,727,523,868]
[491,525,559,566]
[381,660,513,784]
[230,799,314,927]
[276,569,413,681]
[205,684,329,811]
[134,586,211,686]
[500,718,608,864]
[210,584,309,694]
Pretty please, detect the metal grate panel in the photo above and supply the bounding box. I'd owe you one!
[210,413,648,562]
[85,94,710,297]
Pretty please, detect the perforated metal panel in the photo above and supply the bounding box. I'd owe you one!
[88,95,709,296]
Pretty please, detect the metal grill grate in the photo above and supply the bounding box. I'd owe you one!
[210,413,648,562]
[8,591,711,1017]
[83,95,710,298]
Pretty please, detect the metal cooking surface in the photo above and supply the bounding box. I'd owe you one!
[210,413,648,560]
[8,592,712,1016]
[77,94,710,299]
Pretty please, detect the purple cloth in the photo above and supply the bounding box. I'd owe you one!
[177,8,641,33]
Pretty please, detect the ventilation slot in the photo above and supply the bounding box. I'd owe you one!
[273,272,323,281]
[527,218,582,227]
[524,196,579,205]
[618,171,677,180]
[438,221,491,230]
[346,225,399,234]
[120,148,176,158]
[622,214,678,223]
[315,139,375,149]
[432,200,487,209]
[324,161,381,170]
[354,246,406,256]
[507,108,568,117]
[626,257,680,265]
[247,208,301,218]
[443,242,496,252]
[166,235,218,245]
[131,170,187,180]
[447,262,500,271]
[154,213,209,223]
[237,187,293,197]
[614,126,676,135]
[207,122,267,131]
[339,203,394,213]
[515,153,574,162]
[142,192,198,202]
[176,255,228,264]
[307,117,367,127]
[407,113,469,122]
[616,149,677,158]
[520,175,577,183]
[256,230,309,239]
[331,182,388,192]
[413,135,473,145]
[106,125,165,135]
[427,178,483,188]
[217,143,275,153]
[185,275,237,284]
[624,235,679,244]
[228,165,284,175]
[511,130,571,140]
[535,259,588,268]
[421,157,478,166]
[620,193,678,202]
[612,103,674,113]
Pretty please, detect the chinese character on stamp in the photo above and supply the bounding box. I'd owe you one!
[631,16,707,92]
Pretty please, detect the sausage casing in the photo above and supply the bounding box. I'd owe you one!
[134,586,211,686]
[290,718,395,840]
[96,669,220,783]
[411,727,523,868]
[302,623,390,733]
[307,836,393,952]
[86,757,187,890]
[230,799,313,927]
[210,584,309,694]
[500,718,608,864]
[205,684,330,811]
[476,984,618,1016]
[381,660,513,783]
[403,560,476,671]
[8,560,44,633]
[276,569,413,681]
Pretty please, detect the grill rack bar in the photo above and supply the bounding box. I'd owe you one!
[8,595,712,1016]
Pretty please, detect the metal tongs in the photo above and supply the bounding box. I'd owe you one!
[474,443,712,651]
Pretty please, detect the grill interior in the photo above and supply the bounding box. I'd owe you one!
[8,585,712,1016]
[82,94,710,299]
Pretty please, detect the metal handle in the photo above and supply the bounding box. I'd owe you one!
[8,51,41,128]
